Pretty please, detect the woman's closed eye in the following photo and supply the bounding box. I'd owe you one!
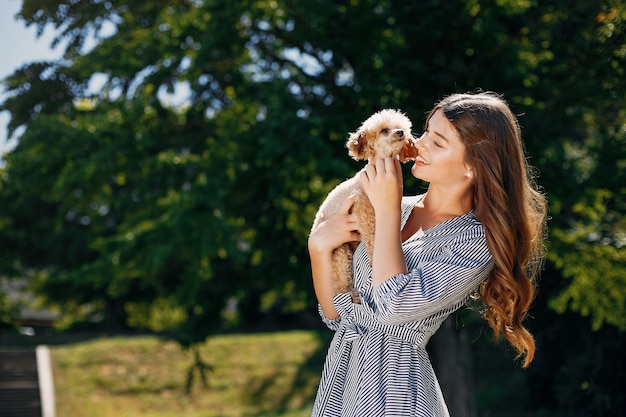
[420,130,444,148]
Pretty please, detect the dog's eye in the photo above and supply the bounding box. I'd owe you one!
[381,128,389,134]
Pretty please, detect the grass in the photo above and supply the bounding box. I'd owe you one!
[49,330,331,417]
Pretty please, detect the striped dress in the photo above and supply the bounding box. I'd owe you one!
[311,194,494,417]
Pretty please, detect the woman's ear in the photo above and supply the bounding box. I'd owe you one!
[463,162,474,179]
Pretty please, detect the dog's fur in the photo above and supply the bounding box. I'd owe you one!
[311,109,419,297]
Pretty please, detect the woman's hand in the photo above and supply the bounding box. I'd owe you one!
[308,195,361,256]
[309,196,360,320]
[360,157,403,214]
[359,157,408,287]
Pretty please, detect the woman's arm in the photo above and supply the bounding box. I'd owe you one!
[360,157,408,287]
[372,230,493,325]
[308,196,360,319]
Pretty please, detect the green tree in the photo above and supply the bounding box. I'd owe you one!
[1,0,625,413]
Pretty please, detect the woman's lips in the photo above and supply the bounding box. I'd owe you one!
[415,156,430,165]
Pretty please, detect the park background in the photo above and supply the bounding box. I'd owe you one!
[0,0,624,416]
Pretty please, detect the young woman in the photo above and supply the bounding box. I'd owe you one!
[308,91,547,416]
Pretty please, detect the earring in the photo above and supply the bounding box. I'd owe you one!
[465,171,473,179]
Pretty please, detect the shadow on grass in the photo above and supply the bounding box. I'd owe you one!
[242,330,333,417]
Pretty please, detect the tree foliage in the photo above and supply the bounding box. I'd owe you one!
[1,0,625,413]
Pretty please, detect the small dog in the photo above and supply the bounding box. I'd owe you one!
[311,109,418,298]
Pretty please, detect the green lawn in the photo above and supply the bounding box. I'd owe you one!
[50,330,330,417]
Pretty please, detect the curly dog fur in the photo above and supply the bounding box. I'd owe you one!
[311,109,418,297]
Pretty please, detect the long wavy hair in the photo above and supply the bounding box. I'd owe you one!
[428,92,547,368]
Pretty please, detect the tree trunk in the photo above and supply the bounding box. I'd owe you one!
[429,314,477,417]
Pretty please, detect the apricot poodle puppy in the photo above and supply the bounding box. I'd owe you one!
[311,109,418,299]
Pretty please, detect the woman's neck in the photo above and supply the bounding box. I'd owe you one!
[420,184,474,217]
[401,185,474,241]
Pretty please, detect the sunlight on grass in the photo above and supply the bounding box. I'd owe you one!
[50,330,329,417]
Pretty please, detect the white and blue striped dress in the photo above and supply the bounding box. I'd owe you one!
[312,194,494,417]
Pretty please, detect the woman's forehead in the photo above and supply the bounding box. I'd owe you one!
[428,109,461,143]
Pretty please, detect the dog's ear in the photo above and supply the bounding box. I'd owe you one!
[398,137,419,163]
[346,129,368,161]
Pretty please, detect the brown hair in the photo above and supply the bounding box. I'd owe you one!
[428,91,547,367]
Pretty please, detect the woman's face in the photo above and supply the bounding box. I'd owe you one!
[411,108,470,185]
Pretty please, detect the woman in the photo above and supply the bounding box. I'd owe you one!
[308,91,547,416]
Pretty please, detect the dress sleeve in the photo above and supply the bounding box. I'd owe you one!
[372,226,493,326]
[318,292,356,330]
